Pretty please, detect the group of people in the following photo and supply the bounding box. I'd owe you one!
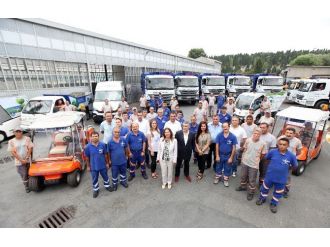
[8,92,299,214]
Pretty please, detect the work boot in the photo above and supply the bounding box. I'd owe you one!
[283,191,289,198]
[121,182,128,188]
[247,193,254,201]
[235,186,247,191]
[93,190,99,198]
[128,175,135,182]
[142,173,148,180]
[175,176,179,183]
[213,176,220,184]
[270,203,277,213]
[256,198,265,206]
[109,185,116,192]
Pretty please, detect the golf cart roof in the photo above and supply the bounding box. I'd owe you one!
[28,111,85,129]
[276,106,329,122]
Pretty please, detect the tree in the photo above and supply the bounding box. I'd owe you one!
[254,58,264,73]
[188,48,207,59]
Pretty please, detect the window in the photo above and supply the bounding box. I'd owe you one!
[311,83,326,92]
[20,33,37,46]
[37,36,51,48]
[51,39,64,50]
[1,30,20,44]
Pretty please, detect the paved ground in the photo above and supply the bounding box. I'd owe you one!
[0,102,330,227]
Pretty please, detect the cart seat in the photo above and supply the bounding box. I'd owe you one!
[49,145,67,157]
[54,132,71,145]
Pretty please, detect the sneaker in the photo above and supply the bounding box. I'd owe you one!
[224,180,229,187]
[121,182,128,188]
[168,184,172,189]
[128,175,135,182]
[213,177,220,184]
[25,187,31,193]
[93,190,99,198]
[175,176,179,183]
[283,192,289,198]
[270,203,277,213]
[162,184,166,189]
[247,194,254,201]
[232,172,237,177]
[235,186,247,191]
[256,198,265,206]
[185,176,192,182]
[108,185,116,192]
[142,173,148,180]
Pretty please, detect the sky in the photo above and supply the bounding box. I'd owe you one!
[4,0,330,57]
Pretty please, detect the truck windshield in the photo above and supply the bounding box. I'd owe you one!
[233,78,251,86]
[22,100,52,114]
[235,95,254,110]
[298,82,312,92]
[146,78,174,89]
[176,77,199,87]
[95,91,122,101]
[0,106,12,124]
[262,78,283,86]
[206,77,225,86]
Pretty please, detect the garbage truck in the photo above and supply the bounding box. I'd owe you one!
[225,74,251,97]
[251,74,284,93]
[174,72,199,104]
[198,73,226,96]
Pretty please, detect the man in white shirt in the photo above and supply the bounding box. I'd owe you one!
[258,122,277,185]
[134,110,149,136]
[259,110,274,129]
[208,93,216,117]
[230,116,247,177]
[260,96,271,116]
[100,111,115,144]
[225,98,235,116]
[241,115,257,138]
[193,101,207,124]
[146,107,157,121]
[130,107,138,122]
[119,97,128,111]
[164,112,182,136]
[139,95,147,110]
[101,99,112,116]
[122,112,132,129]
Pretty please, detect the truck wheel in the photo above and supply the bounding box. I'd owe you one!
[315,100,328,110]
[67,170,81,187]
[0,131,6,143]
[292,161,306,176]
[28,176,44,192]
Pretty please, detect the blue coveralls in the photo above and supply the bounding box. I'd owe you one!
[108,137,128,187]
[126,131,146,177]
[218,113,232,124]
[84,142,111,192]
[217,95,225,112]
[155,116,168,134]
[259,149,298,206]
[215,132,237,181]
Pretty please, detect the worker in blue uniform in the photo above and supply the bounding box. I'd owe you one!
[215,122,237,187]
[108,127,129,191]
[218,106,232,124]
[156,93,163,110]
[155,108,168,134]
[256,137,298,213]
[126,122,148,181]
[84,131,114,198]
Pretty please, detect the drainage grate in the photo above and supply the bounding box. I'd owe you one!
[38,206,76,228]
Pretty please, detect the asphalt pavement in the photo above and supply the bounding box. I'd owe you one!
[0,102,329,227]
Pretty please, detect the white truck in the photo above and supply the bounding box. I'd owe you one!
[234,92,287,123]
[286,79,304,102]
[295,78,330,109]
[198,73,226,96]
[225,74,251,97]
[251,74,284,93]
[20,96,67,129]
[174,72,199,104]
[92,81,126,123]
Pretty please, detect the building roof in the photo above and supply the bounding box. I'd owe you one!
[195,56,222,65]
[18,18,213,66]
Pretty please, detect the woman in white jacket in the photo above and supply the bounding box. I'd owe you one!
[157,128,177,189]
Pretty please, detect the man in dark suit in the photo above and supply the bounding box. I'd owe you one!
[174,122,195,183]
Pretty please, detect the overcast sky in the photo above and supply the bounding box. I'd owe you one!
[6,0,330,57]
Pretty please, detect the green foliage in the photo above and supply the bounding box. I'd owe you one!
[290,53,330,66]
[209,49,330,73]
[254,58,264,73]
[16,98,25,105]
[188,48,207,59]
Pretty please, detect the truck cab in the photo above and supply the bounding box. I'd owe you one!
[21,96,67,129]
[198,73,226,96]
[286,79,304,102]
[251,74,284,93]
[141,72,175,102]
[225,74,251,97]
[174,72,199,104]
[92,81,125,123]
[295,79,330,109]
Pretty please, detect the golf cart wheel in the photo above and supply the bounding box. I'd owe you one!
[67,169,81,187]
[293,161,306,176]
[28,176,44,192]
[0,131,6,143]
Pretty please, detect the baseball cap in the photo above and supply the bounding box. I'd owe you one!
[14,126,23,132]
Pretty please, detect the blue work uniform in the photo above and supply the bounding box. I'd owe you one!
[157,97,163,109]
[177,117,185,125]
[218,113,232,124]
[149,99,156,109]
[127,110,133,119]
[126,131,146,177]
[108,137,128,187]
[259,149,298,206]
[156,116,168,134]
[119,126,129,137]
[217,95,225,110]
[189,123,199,134]
[215,132,237,180]
[163,107,171,119]
[84,142,111,191]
